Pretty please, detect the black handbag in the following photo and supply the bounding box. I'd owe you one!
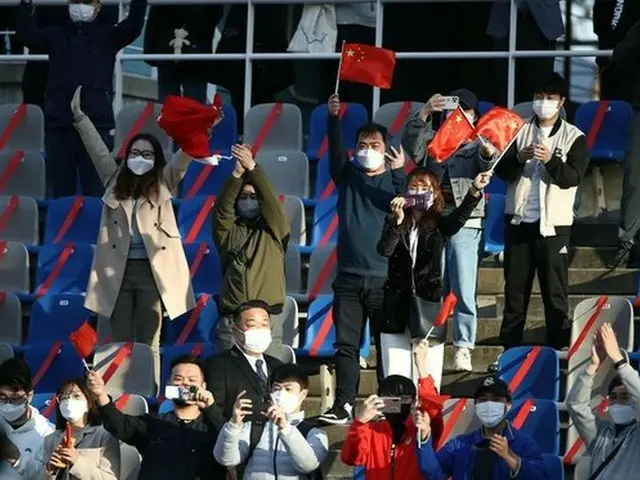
[407,268,441,339]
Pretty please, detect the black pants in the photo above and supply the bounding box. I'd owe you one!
[332,272,384,408]
[500,222,570,350]
[620,111,640,244]
[45,127,112,198]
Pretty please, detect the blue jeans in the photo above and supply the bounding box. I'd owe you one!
[442,227,482,349]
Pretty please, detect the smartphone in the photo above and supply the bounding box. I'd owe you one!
[441,96,460,110]
[164,385,197,401]
[379,397,403,414]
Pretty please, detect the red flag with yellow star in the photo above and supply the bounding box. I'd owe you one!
[474,107,525,151]
[339,43,396,89]
[427,108,475,162]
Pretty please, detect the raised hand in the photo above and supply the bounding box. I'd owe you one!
[413,338,430,379]
[355,395,384,424]
[414,410,431,441]
[472,171,492,190]
[265,404,288,430]
[328,94,340,117]
[188,387,215,410]
[419,94,446,121]
[384,145,405,170]
[86,371,106,400]
[70,86,83,118]
[231,390,253,427]
[600,323,624,363]
[390,196,406,225]
[231,144,256,171]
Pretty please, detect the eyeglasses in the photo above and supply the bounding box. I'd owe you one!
[130,149,155,160]
[56,394,85,403]
[0,395,27,405]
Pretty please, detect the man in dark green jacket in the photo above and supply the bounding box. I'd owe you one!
[213,144,289,361]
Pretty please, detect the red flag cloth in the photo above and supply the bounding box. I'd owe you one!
[474,107,525,151]
[427,109,475,162]
[65,422,72,447]
[434,292,458,327]
[157,95,221,159]
[339,43,396,89]
[69,321,97,359]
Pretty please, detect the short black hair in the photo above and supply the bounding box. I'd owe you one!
[234,299,271,322]
[534,72,568,99]
[270,364,309,390]
[378,374,417,399]
[0,358,33,393]
[355,123,388,144]
[169,355,205,379]
[0,432,18,463]
[608,376,624,395]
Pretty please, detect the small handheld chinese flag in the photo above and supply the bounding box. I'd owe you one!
[69,321,97,360]
[338,43,396,90]
[474,107,525,152]
[427,108,475,162]
[434,292,458,327]
[64,422,72,447]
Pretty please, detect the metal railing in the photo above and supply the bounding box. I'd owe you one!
[0,0,613,115]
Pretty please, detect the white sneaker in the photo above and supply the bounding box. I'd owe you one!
[453,348,473,372]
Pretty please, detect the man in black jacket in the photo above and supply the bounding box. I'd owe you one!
[87,355,225,480]
[15,0,146,198]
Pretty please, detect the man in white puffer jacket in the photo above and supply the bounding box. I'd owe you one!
[0,358,55,479]
[214,364,328,479]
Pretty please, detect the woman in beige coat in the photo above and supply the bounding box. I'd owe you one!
[70,86,203,381]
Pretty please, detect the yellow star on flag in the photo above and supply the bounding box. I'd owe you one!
[346,49,355,57]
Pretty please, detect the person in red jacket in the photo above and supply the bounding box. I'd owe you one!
[340,340,445,479]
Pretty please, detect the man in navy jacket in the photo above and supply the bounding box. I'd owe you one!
[16,0,147,198]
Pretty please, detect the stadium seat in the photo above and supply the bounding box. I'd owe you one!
[180,156,236,198]
[94,342,157,397]
[0,104,45,151]
[276,296,299,349]
[209,103,237,154]
[0,151,46,198]
[96,315,112,345]
[244,103,303,152]
[284,244,302,294]
[507,399,560,455]
[158,398,174,414]
[120,444,142,480]
[164,293,218,345]
[0,196,38,246]
[308,103,367,160]
[373,102,423,149]
[281,194,306,246]
[574,100,633,161]
[542,455,564,480]
[478,101,495,115]
[24,342,84,393]
[160,343,214,387]
[28,294,91,345]
[498,346,560,401]
[574,457,591,480]
[512,102,566,120]
[113,393,149,416]
[435,398,479,447]
[177,196,215,244]
[0,293,22,345]
[0,341,14,365]
[314,154,338,201]
[114,102,170,155]
[32,392,55,418]
[299,196,337,254]
[256,150,310,198]
[35,243,94,296]
[43,196,102,245]
[0,241,29,293]
[184,242,222,294]
[484,193,505,254]
[291,244,336,303]
[353,466,365,480]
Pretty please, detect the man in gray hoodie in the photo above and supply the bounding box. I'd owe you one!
[567,323,640,478]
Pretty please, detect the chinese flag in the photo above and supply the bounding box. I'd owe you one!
[339,43,396,89]
[434,292,458,327]
[474,107,525,151]
[427,108,475,162]
[69,321,97,359]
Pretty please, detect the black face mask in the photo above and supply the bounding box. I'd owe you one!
[385,404,412,425]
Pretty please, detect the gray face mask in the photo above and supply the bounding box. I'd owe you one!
[237,198,260,219]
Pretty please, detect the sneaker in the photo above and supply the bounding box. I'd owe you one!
[487,353,502,373]
[453,348,473,372]
[607,240,635,270]
[319,403,352,425]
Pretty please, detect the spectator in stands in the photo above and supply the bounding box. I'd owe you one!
[213,146,289,361]
[0,358,55,479]
[41,377,120,479]
[417,376,546,479]
[87,355,225,479]
[402,89,495,373]
[319,93,405,426]
[567,323,640,477]
[0,432,20,480]
[143,5,223,103]
[341,340,445,480]
[70,87,214,385]
[491,73,589,370]
[213,364,328,479]
[15,0,147,198]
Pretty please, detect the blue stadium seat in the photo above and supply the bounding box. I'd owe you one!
[160,343,215,387]
[574,100,633,162]
[314,154,338,202]
[28,294,91,344]
[307,103,367,161]
[184,243,222,294]
[353,466,365,480]
[24,342,84,393]
[32,392,56,419]
[498,346,559,401]
[158,398,175,414]
[34,243,94,296]
[177,196,215,244]
[542,455,564,480]
[478,101,495,115]
[43,196,101,244]
[507,399,560,455]
[299,196,338,254]
[485,176,507,195]
[209,103,237,154]
[484,193,505,254]
[164,294,219,345]
[180,156,236,198]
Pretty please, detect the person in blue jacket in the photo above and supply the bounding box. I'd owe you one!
[415,376,547,480]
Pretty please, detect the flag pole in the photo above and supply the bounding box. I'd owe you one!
[334,41,346,95]
[81,359,90,372]
[488,124,526,173]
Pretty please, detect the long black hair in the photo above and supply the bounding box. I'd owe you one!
[54,378,102,431]
[113,133,166,201]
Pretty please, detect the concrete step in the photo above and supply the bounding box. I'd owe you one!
[477,294,598,319]
[482,246,617,269]
[445,317,545,345]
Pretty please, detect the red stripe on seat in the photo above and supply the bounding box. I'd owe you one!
[0,151,24,193]
[0,195,19,233]
[42,394,57,419]
[586,101,609,149]
[390,102,411,136]
[186,166,214,199]
[102,342,134,384]
[0,104,27,152]
[184,196,215,244]
[568,296,608,360]
[32,341,63,387]
[308,247,337,302]
[35,242,74,298]
[508,346,542,395]
[175,294,209,345]
[318,214,338,247]
[52,196,84,244]
[512,398,534,429]
[190,342,204,357]
[437,399,466,450]
[114,393,131,411]
[316,104,349,159]
[116,103,154,159]
[189,242,208,278]
[309,305,334,356]
[251,103,283,156]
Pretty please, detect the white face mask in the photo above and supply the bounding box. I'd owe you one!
[242,328,272,354]
[127,156,154,176]
[356,149,385,171]
[0,402,26,423]
[532,99,560,121]
[59,398,88,422]
[237,198,260,219]
[608,404,636,425]
[475,401,507,428]
[69,4,96,23]
[271,390,302,415]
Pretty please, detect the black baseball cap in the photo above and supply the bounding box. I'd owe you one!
[474,376,512,401]
[450,88,479,114]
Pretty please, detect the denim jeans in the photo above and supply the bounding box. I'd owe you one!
[442,227,481,349]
